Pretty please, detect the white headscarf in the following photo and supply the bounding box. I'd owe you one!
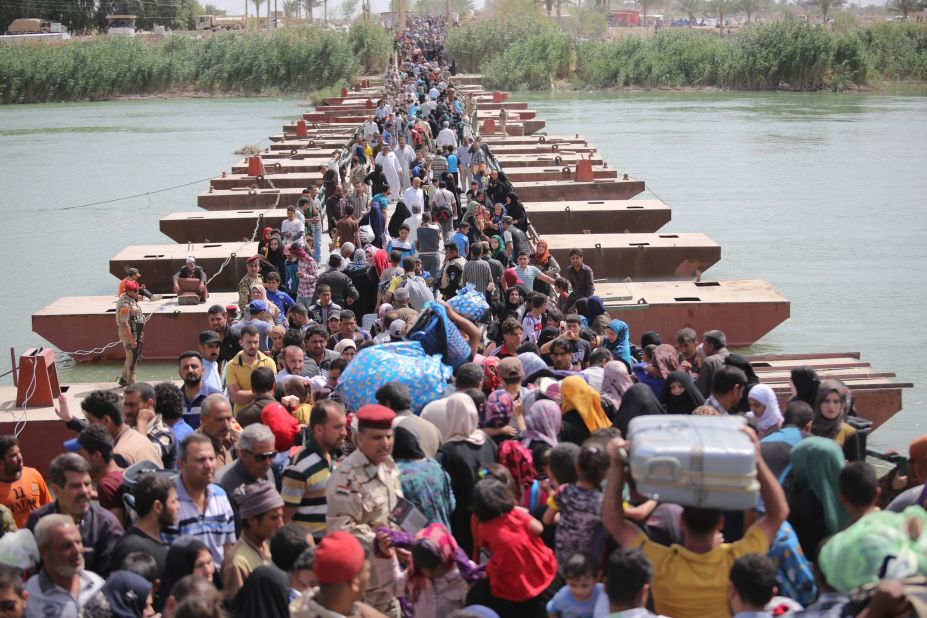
[440,393,486,445]
[747,383,784,433]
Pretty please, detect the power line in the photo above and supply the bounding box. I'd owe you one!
[38,176,213,212]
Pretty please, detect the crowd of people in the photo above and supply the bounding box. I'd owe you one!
[5,14,926,618]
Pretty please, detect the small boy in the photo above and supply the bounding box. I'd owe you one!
[547,551,605,618]
[264,271,296,325]
[522,292,547,344]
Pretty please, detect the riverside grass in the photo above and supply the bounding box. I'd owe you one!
[447,18,927,91]
[0,22,393,104]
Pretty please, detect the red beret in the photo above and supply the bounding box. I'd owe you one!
[261,402,300,452]
[124,281,140,291]
[315,531,365,584]
[356,404,395,430]
[246,255,261,264]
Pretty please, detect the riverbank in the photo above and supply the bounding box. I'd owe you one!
[447,17,927,92]
[0,22,391,104]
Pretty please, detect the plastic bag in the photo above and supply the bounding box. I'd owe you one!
[337,341,452,413]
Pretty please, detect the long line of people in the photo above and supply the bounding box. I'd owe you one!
[1,14,924,618]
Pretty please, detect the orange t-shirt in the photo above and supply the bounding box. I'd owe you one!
[0,467,52,528]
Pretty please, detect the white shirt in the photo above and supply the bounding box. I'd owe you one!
[281,218,305,245]
[402,214,422,244]
[362,120,379,140]
[436,127,458,149]
[403,186,424,212]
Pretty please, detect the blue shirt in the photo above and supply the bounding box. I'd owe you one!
[547,582,604,618]
[266,289,296,322]
[170,418,195,444]
[165,477,235,569]
[447,153,459,173]
[451,231,469,257]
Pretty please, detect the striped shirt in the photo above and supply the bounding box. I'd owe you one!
[165,477,235,568]
[281,437,333,538]
[461,259,493,293]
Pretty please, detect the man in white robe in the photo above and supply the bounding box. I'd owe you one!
[375,144,402,200]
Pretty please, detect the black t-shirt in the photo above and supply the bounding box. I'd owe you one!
[111,526,168,575]
[568,339,592,368]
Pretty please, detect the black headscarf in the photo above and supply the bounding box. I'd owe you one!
[505,191,527,232]
[388,199,412,239]
[790,366,820,407]
[393,425,426,460]
[723,353,760,413]
[615,383,665,438]
[641,331,662,348]
[100,571,153,618]
[231,565,290,618]
[157,536,209,612]
[660,371,705,414]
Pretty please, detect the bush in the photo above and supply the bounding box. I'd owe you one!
[0,26,365,104]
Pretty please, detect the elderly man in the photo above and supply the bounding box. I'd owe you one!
[27,454,123,577]
[217,423,276,529]
[221,482,285,599]
[165,433,235,569]
[394,134,417,190]
[326,404,402,617]
[696,329,730,398]
[403,176,425,215]
[436,120,458,150]
[24,514,105,618]
[197,393,236,469]
[290,531,377,618]
[172,256,208,300]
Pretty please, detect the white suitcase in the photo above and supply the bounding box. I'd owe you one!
[627,415,759,511]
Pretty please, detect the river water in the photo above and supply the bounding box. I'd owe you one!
[1,89,925,452]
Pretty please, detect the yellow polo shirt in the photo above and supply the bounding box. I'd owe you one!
[225,350,277,414]
[636,524,770,618]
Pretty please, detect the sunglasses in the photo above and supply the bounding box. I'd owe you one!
[248,451,276,462]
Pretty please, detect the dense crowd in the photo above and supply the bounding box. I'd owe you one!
[2,14,926,618]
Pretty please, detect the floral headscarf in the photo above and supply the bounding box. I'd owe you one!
[523,399,561,448]
[481,356,503,394]
[483,389,514,429]
[534,240,552,267]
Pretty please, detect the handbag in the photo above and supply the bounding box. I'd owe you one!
[408,302,472,368]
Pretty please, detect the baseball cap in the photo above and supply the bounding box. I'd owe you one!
[247,300,267,314]
[199,330,221,345]
[498,357,525,381]
[63,429,113,457]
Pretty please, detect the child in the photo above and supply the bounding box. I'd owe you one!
[465,478,557,615]
[387,224,417,261]
[546,551,605,618]
[374,523,482,618]
[281,378,313,425]
[264,271,295,324]
[544,439,610,572]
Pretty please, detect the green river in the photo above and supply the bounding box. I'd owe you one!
[0,89,924,452]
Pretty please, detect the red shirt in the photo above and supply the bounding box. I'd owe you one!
[478,507,556,602]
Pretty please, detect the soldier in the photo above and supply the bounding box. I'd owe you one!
[237,256,263,311]
[116,280,144,387]
[325,404,403,618]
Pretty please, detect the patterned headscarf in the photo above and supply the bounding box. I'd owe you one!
[483,390,514,429]
[481,356,503,393]
[601,361,634,407]
[522,399,561,448]
[378,523,485,616]
[498,440,537,500]
[534,240,552,267]
[651,344,681,379]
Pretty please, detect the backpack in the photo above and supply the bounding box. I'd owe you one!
[432,190,453,223]
[401,275,434,310]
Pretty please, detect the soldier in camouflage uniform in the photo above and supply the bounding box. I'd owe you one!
[116,280,144,387]
[325,404,403,618]
[237,256,263,312]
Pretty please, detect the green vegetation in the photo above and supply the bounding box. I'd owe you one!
[349,20,393,73]
[450,14,927,91]
[1,0,205,34]
[0,25,391,104]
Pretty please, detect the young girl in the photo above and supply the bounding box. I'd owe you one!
[374,523,483,618]
[466,478,556,615]
[544,439,611,573]
[281,378,312,425]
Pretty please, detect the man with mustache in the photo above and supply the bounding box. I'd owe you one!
[24,513,105,618]
[26,454,124,577]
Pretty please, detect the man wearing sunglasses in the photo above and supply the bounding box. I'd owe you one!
[217,423,276,534]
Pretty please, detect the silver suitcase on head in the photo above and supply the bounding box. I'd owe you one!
[628,415,759,511]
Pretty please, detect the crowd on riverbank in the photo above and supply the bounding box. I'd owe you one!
[0,14,925,618]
